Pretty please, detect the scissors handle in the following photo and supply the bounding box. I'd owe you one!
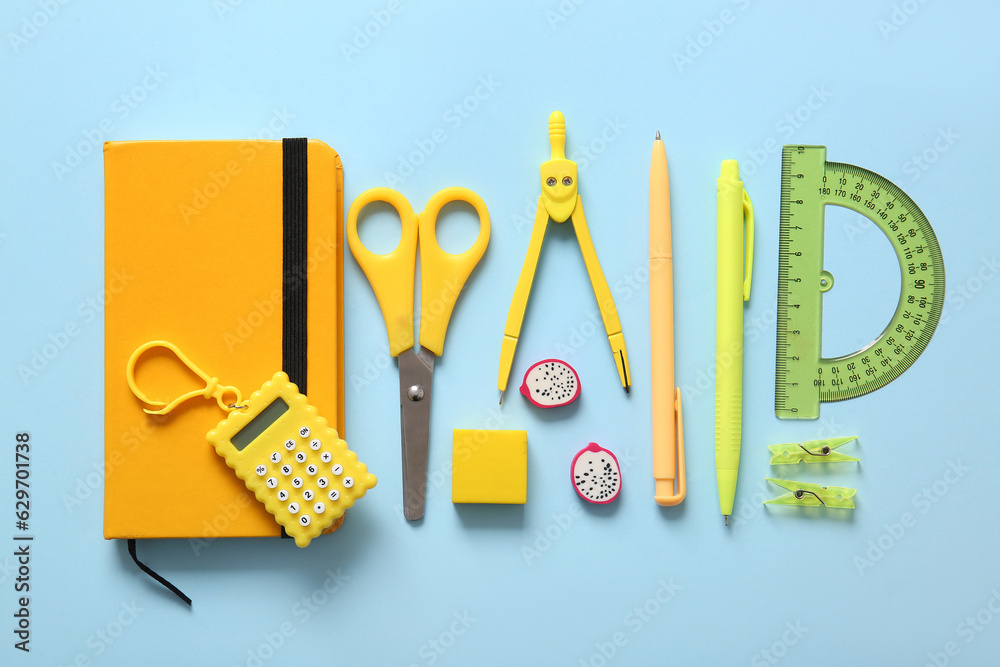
[347,188,418,357]
[418,187,490,356]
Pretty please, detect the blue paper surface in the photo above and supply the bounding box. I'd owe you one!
[1,1,998,665]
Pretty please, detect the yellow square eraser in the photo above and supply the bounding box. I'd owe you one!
[452,429,527,504]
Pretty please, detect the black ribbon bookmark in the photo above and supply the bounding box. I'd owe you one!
[282,137,309,395]
[127,539,191,606]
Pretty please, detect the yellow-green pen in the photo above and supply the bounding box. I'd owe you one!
[715,159,753,526]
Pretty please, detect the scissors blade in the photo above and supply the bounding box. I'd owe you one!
[398,347,435,521]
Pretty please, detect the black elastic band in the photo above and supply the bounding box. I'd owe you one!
[127,539,192,606]
[282,137,309,394]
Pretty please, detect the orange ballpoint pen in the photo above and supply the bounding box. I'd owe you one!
[650,132,685,506]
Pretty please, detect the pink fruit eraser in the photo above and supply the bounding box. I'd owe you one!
[519,358,580,408]
[571,442,621,504]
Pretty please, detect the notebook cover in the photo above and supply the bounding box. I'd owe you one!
[103,139,345,539]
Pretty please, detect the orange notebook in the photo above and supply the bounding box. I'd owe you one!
[104,139,346,540]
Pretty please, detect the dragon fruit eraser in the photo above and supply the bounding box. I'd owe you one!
[571,442,621,504]
[519,359,580,408]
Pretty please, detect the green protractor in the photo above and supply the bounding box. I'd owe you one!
[775,145,945,420]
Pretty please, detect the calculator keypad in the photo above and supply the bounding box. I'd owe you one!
[243,417,367,538]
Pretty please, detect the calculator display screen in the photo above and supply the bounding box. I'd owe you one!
[231,398,289,451]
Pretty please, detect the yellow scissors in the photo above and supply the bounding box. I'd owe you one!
[347,187,490,521]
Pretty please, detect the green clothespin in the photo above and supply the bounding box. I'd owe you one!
[764,478,856,509]
[768,436,858,465]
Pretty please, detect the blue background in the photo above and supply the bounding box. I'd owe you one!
[1,1,998,665]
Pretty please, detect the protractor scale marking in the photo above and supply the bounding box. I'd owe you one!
[775,145,945,419]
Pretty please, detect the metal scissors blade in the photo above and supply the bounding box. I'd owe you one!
[398,347,435,521]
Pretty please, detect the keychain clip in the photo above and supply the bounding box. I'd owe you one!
[764,478,856,509]
[768,436,859,464]
[126,340,245,415]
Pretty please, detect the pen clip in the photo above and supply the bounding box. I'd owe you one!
[742,188,754,302]
[673,387,686,501]
[653,387,685,506]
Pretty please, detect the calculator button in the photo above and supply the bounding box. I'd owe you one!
[313,502,325,514]
[280,464,292,476]
[299,514,311,526]
[328,489,340,501]
[302,489,315,501]
[331,464,343,476]
[277,489,289,502]
[309,439,322,450]
[284,439,297,451]
[266,477,278,489]
[294,452,307,463]
[342,476,354,488]
[320,452,332,463]
[287,502,300,514]
[291,477,303,488]
[255,464,267,476]
[298,426,311,438]
[269,452,281,463]
[306,464,318,476]
[317,477,329,488]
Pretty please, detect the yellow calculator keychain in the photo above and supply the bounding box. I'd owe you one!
[126,341,376,547]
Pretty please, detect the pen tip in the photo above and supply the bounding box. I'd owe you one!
[655,130,661,141]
